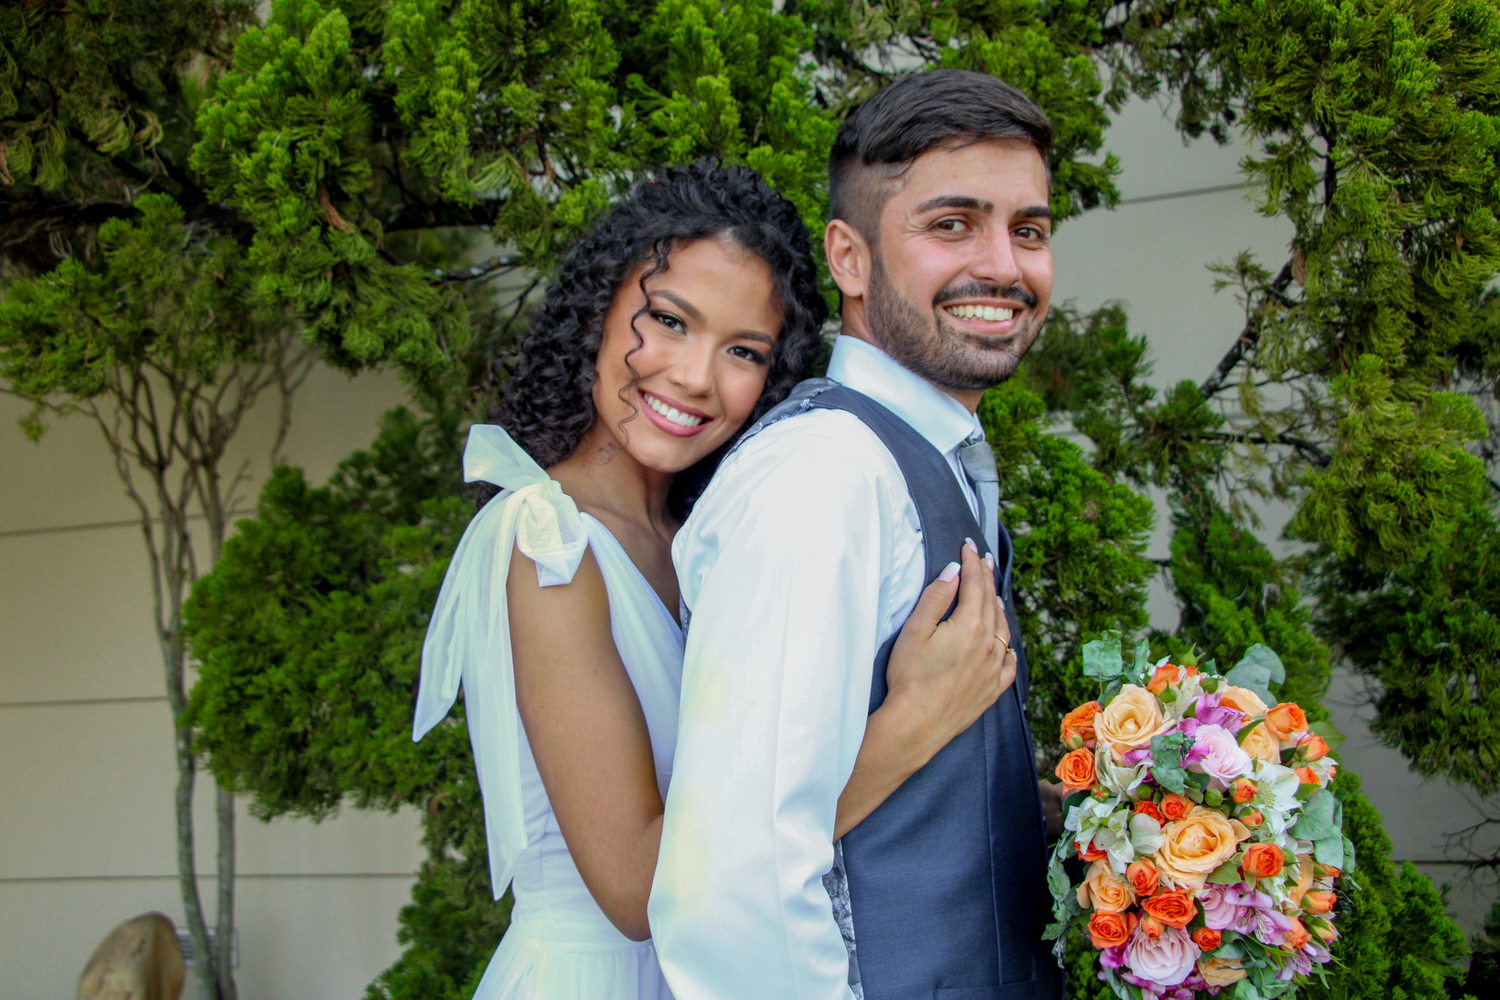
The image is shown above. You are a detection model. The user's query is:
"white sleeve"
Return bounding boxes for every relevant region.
[649,415,902,1000]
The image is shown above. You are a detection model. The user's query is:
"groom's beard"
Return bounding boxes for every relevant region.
[865,253,1043,392]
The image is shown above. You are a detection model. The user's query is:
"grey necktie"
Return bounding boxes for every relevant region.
[957,433,1000,560]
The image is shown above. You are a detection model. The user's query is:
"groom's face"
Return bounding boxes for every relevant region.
[864,138,1053,394]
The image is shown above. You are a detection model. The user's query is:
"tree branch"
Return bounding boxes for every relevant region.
[1199,259,1296,400]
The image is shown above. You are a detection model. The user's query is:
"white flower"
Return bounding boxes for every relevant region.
[1129,812,1166,857]
[1095,747,1149,797]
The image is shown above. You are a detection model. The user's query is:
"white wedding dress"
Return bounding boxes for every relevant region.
[413,424,682,1000]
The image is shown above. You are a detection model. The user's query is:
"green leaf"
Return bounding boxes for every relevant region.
[1233,977,1262,1000]
[1150,731,1191,794]
[1314,833,1344,869]
[1309,719,1347,751]
[1292,789,1339,841]
[1223,644,1286,705]
[1083,631,1125,680]
[1209,858,1244,884]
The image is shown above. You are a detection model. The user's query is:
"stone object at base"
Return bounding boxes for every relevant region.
[77,912,185,1000]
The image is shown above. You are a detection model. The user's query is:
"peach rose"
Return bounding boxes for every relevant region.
[1094,685,1173,753]
[1141,888,1196,928]
[1298,734,1331,761]
[1283,916,1311,950]
[1156,806,1251,890]
[1192,927,1222,951]
[1312,920,1339,944]
[1240,720,1280,764]
[1219,685,1269,718]
[1127,859,1160,898]
[1265,702,1309,742]
[1061,701,1101,747]
[1160,792,1193,822]
[1076,858,1136,913]
[1241,808,1265,829]
[1088,910,1136,949]
[1232,777,1257,803]
[1294,765,1320,785]
[1055,748,1097,791]
[1147,663,1182,695]
[1304,890,1336,915]
[1198,956,1248,988]
[1242,842,1285,879]
[1140,913,1165,941]
[1288,854,1316,906]
[1134,799,1164,823]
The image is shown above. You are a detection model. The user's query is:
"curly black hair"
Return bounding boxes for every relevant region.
[482,159,828,518]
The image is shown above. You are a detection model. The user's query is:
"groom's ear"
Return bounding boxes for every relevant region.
[824,217,872,301]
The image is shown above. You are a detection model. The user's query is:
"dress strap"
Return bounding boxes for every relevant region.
[412,423,589,896]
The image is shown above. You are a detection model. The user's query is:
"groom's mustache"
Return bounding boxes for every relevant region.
[932,283,1038,310]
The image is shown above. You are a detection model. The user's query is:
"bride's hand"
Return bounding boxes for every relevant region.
[884,539,1017,757]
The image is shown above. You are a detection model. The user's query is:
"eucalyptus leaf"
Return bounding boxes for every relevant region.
[1314,833,1344,868]
[1309,719,1347,751]
[1293,789,1339,841]
[1083,631,1125,680]
[1223,644,1286,704]
[1233,977,1262,1000]
[1209,858,1244,884]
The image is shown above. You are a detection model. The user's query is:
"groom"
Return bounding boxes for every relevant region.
[650,70,1062,1000]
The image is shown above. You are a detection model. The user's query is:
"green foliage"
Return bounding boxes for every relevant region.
[1316,504,1500,797]
[977,380,1156,764]
[1461,899,1500,999]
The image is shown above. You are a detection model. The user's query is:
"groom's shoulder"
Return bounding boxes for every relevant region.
[709,405,901,499]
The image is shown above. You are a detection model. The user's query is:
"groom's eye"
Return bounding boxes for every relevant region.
[933,217,971,233]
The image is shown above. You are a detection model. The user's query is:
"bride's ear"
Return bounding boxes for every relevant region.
[824,218,872,301]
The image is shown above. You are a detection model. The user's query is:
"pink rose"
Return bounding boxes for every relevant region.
[1126,924,1199,988]
[1185,723,1252,790]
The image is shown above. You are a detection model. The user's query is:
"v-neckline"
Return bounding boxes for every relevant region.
[578,512,683,635]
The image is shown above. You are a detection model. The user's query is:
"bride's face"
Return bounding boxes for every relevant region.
[590,236,784,475]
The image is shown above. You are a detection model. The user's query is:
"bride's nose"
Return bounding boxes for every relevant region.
[666,339,715,396]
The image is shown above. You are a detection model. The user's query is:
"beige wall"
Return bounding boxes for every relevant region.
[3,95,1493,1000]
[1,364,425,999]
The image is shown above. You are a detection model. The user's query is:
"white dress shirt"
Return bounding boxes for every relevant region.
[648,336,984,1000]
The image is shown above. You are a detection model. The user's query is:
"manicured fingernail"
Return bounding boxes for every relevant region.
[939,561,960,583]
[984,554,995,569]
[997,596,1005,610]
[964,537,977,553]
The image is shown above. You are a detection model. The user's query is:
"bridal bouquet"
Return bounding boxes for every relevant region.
[1045,635,1351,1000]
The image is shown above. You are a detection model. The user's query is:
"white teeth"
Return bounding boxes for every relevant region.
[644,393,706,427]
[945,304,1015,322]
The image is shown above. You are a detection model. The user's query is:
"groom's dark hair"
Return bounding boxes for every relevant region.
[829,70,1053,242]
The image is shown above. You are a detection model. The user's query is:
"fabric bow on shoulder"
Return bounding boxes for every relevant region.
[412,424,590,896]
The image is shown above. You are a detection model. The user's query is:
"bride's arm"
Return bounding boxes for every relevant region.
[509,544,663,942]
[834,540,1015,839]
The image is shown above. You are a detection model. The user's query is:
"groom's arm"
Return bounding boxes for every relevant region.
[649,418,904,1000]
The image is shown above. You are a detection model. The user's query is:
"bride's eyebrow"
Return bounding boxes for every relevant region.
[651,289,703,323]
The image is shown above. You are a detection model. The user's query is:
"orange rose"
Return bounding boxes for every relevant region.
[1077,840,1107,863]
[1147,663,1182,695]
[1298,734,1331,761]
[1076,858,1137,913]
[1160,793,1193,822]
[1318,863,1341,878]
[1327,765,1338,780]
[1061,701,1102,746]
[1288,854,1316,905]
[1088,910,1136,949]
[1192,927,1222,951]
[1127,860,1160,898]
[1198,956,1248,988]
[1242,809,1265,829]
[1241,842,1285,879]
[1283,916,1311,950]
[1141,888,1197,928]
[1265,702,1309,742]
[1140,913,1165,940]
[1055,748,1097,792]
[1304,890,1336,915]
[1219,684,1269,718]
[1232,778,1257,803]
[1312,921,1339,944]
[1294,766,1320,785]
[1094,684,1174,755]
[1156,806,1251,890]
[1240,721,1280,764]
[1134,800,1164,823]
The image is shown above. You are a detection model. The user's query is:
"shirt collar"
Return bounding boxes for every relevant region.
[826,335,982,455]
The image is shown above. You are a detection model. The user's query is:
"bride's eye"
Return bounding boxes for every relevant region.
[729,345,769,364]
[652,311,685,332]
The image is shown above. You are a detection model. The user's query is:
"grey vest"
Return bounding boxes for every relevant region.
[734,378,1061,1000]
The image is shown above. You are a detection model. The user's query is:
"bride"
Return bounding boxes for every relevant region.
[413,161,1018,999]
